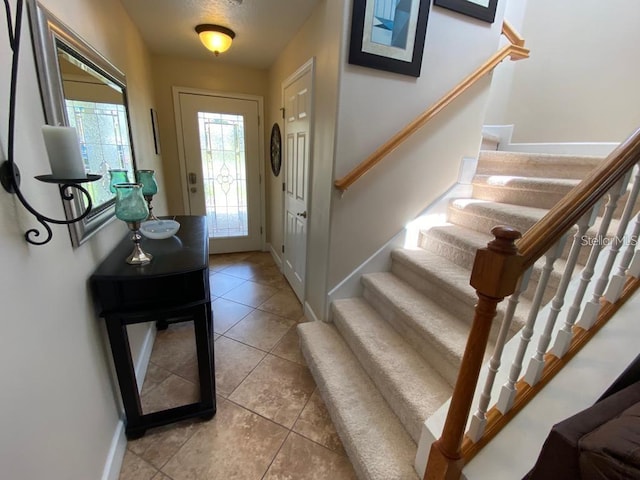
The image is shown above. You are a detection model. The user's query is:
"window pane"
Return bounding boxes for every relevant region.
[197,112,248,238]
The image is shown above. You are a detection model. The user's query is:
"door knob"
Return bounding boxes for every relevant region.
[297,211,307,218]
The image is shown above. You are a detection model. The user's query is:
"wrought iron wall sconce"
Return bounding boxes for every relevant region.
[1,0,100,245]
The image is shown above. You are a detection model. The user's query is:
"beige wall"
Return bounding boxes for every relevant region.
[0,0,162,478]
[266,0,509,319]
[486,0,640,143]
[265,0,343,316]
[150,54,268,216]
[326,3,507,300]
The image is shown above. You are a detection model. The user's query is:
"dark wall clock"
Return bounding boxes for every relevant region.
[270,123,282,176]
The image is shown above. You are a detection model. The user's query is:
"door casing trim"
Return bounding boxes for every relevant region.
[280,58,316,301]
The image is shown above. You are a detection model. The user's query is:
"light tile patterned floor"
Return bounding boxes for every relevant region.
[119,251,357,480]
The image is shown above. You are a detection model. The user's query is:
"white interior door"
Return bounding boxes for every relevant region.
[283,64,313,302]
[178,92,262,254]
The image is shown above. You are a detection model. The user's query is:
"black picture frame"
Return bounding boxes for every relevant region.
[348,0,430,78]
[434,0,498,24]
[150,108,161,155]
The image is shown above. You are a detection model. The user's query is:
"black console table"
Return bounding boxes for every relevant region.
[91,215,215,438]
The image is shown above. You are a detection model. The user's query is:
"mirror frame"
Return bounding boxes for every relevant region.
[28,0,137,247]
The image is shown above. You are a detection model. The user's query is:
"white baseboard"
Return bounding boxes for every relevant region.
[304,301,321,323]
[482,124,618,156]
[268,243,283,270]
[102,323,156,480]
[101,420,127,480]
[327,182,473,311]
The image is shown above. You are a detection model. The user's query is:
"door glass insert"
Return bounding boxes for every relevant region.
[197,112,248,238]
[66,99,133,209]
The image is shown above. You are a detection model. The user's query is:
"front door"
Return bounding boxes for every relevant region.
[177,92,263,253]
[283,62,313,302]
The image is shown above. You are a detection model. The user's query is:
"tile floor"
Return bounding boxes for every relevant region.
[119,251,358,480]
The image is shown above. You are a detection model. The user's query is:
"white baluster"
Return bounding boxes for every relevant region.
[468,271,530,442]
[578,167,640,329]
[629,250,640,278]
[552,206,600,356]
[525,214,594,386]
[605,210,640,302]
[496,241,562,414]
[552,175,630,356]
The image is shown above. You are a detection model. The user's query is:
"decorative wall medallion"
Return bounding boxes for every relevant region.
[270,122,282,176]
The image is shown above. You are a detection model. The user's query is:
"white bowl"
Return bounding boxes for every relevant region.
[140,219,180,239]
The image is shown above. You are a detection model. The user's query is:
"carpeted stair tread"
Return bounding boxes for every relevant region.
[418,223,490,269]
[333,298,452,443]
[361,272,477,386]
[472,175,580,209]
[419,223,571,275]
[477,150,602,179]
[448,199,548,235]
[298,321,419,480]
[472,174,581,194]
[391,247,477,308]
[390,247,529,337]
[419,223,569,306]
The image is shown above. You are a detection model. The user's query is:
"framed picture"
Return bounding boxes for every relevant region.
[150,108,161,155]
[434,0,498,24]
[348,0,430,77]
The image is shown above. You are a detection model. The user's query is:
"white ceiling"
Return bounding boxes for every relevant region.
[119,0,320,69]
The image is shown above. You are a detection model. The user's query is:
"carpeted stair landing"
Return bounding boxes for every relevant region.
[298,149,605,480]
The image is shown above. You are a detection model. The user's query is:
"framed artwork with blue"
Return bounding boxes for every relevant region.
[434,0,498,24]
[348,0,431,77]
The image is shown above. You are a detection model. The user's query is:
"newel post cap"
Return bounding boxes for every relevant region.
[470,226,524,298]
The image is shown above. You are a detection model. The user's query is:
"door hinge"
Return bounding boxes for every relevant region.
[258,115,260,126]
[280,107,285,119]
[282,182,285,192]
[260,226,263,234]
[282,244,285,253]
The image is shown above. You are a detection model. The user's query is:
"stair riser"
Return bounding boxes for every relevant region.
[391,260,525,341]
[447,206,536,239]
[476,152,601,179]
[362,287,459,387]
[390,262,475,322]
[472,184,570,209]
[333,307,424,443]
[446,206,596,266]
[419,230,561,305]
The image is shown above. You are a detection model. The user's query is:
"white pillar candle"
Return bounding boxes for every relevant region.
[41,125,86,179]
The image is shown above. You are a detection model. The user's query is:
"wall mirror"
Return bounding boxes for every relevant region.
[28,0,137,246]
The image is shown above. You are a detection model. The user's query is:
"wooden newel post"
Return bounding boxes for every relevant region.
[425,226,523,480]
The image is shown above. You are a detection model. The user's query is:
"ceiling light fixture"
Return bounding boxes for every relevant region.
[195,24,235,56]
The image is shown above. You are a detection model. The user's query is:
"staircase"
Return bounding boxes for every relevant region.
[298,149,606,479]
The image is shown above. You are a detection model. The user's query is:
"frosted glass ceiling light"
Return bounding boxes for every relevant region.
[195,24,235,56]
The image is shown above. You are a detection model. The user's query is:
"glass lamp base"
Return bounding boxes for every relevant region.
[126,222,153,265]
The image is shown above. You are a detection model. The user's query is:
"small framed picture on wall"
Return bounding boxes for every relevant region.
[348,0,431,77]
[434,0,498,24]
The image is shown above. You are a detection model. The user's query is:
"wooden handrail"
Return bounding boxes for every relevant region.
[502,19,525,47]
[425,126,640,479]
[517,127,640,267]
[334,22,530,192]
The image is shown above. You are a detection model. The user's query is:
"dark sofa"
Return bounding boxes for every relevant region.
[525,355,640,479]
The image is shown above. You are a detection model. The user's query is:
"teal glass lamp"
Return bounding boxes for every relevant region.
[114,183,152,265]
[135,169,159,220]
[109,169,129,193]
